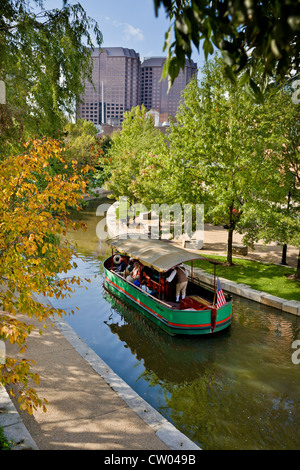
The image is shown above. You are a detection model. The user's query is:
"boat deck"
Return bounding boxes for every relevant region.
[103,245,232,335]
[164,300,181,310]
[106,264,216,312]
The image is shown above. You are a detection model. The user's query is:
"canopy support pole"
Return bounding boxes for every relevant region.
[159,273,161,300]
[213,264,217,306]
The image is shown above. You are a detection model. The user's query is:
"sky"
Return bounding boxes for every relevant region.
[40,0,203,67]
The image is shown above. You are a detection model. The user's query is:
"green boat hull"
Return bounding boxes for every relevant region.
[104,267,232,336]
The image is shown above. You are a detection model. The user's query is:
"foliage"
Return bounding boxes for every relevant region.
[0,426,13,450]
[104,105,168,203]
[161,57,299,264]
[63,120,113,190]
[0,138,91,414]
[163,59,265,261]
[91,134,113,189]
[154,0,300,98]
[236,83,300,276]
[63,118,102,165]
[0,0,103,155]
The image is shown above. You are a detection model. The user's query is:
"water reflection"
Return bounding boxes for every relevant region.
[55,198,300,450]
[103,288,300,450]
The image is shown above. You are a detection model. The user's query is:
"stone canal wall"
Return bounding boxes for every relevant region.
[187,265,300,316]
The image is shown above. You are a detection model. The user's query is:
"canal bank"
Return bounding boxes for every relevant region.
[1,265,299,450]
[0,304,200,450]
[189,267,300,317]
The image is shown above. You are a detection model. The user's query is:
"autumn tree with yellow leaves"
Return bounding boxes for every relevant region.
[0,138,91,414]
[0,0,103,415]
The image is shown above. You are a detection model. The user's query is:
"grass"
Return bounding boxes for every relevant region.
[188,255,300,302]
[0,426,13,450]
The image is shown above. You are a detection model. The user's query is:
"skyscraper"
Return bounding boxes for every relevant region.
[76,47,197,126]
[140,57,197,121]
[77,47,140,126]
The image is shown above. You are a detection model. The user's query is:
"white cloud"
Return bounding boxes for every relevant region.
[111,19,144,42]
[122,23,144,41]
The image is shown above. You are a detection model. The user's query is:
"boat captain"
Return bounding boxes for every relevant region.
[166,264,188,302]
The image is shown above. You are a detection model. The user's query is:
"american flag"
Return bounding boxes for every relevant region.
[217,279,226,309]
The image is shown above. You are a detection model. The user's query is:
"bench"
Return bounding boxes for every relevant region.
[180,295,212,311]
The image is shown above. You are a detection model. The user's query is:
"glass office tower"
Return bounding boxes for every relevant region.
[77,47,197,125]
[140,57,197,121]
[77,47,140,126]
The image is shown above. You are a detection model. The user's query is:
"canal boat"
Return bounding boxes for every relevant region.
[103,237,232,336]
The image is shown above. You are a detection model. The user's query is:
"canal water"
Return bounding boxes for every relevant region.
[51,198,300,450]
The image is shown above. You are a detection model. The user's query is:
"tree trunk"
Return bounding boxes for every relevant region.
[227,228,233,265]
[226,203,235,265]
[296,250,300,279]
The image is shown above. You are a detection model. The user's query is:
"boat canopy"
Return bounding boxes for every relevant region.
[106,237,222,272]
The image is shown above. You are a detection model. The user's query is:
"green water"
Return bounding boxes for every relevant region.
[53,198,300,450]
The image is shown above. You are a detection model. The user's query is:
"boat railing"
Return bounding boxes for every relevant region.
[188,274,231,302]
[188,274,216,293]
[110,269,174,309]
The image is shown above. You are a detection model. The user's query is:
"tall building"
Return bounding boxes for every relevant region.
[140,57,197,121]
[77,47,140,126]
[76,47,197,126]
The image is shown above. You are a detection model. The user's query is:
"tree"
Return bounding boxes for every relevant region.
[163,57,297,264]
[63,119,112,190]
[0,1,103,154]
[239,86,300,277]
[0,138,91,414]
[104,105,168,204]
[64,119,101,165]
[154,0,300,98]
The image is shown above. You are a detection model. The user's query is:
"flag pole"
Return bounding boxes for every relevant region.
[213,264,217,306]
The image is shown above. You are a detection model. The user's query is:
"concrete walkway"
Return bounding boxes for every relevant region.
[1,312,199,450]
[201,223,298,268]
[0,223,298,451]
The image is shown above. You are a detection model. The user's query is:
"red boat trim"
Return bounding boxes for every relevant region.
[105,276,167,322]
[105,275,231,330]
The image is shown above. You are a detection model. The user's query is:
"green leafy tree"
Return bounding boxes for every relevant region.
[104,105,168,204]
[164,57,297,264]
[154,0,299,99]
[0,0,103,155]
[63,119,113,190]
[64,119,101,165]
[239,87,300,277]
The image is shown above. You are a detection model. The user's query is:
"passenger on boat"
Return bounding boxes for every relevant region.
[125,258,134,276]
[166,264,188,302]
[115,257,126,273]
[141,265,154,279]
[126,261,141,283]
[117,258,126,273]
[141,280,158,298]
[132,261,141,279]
